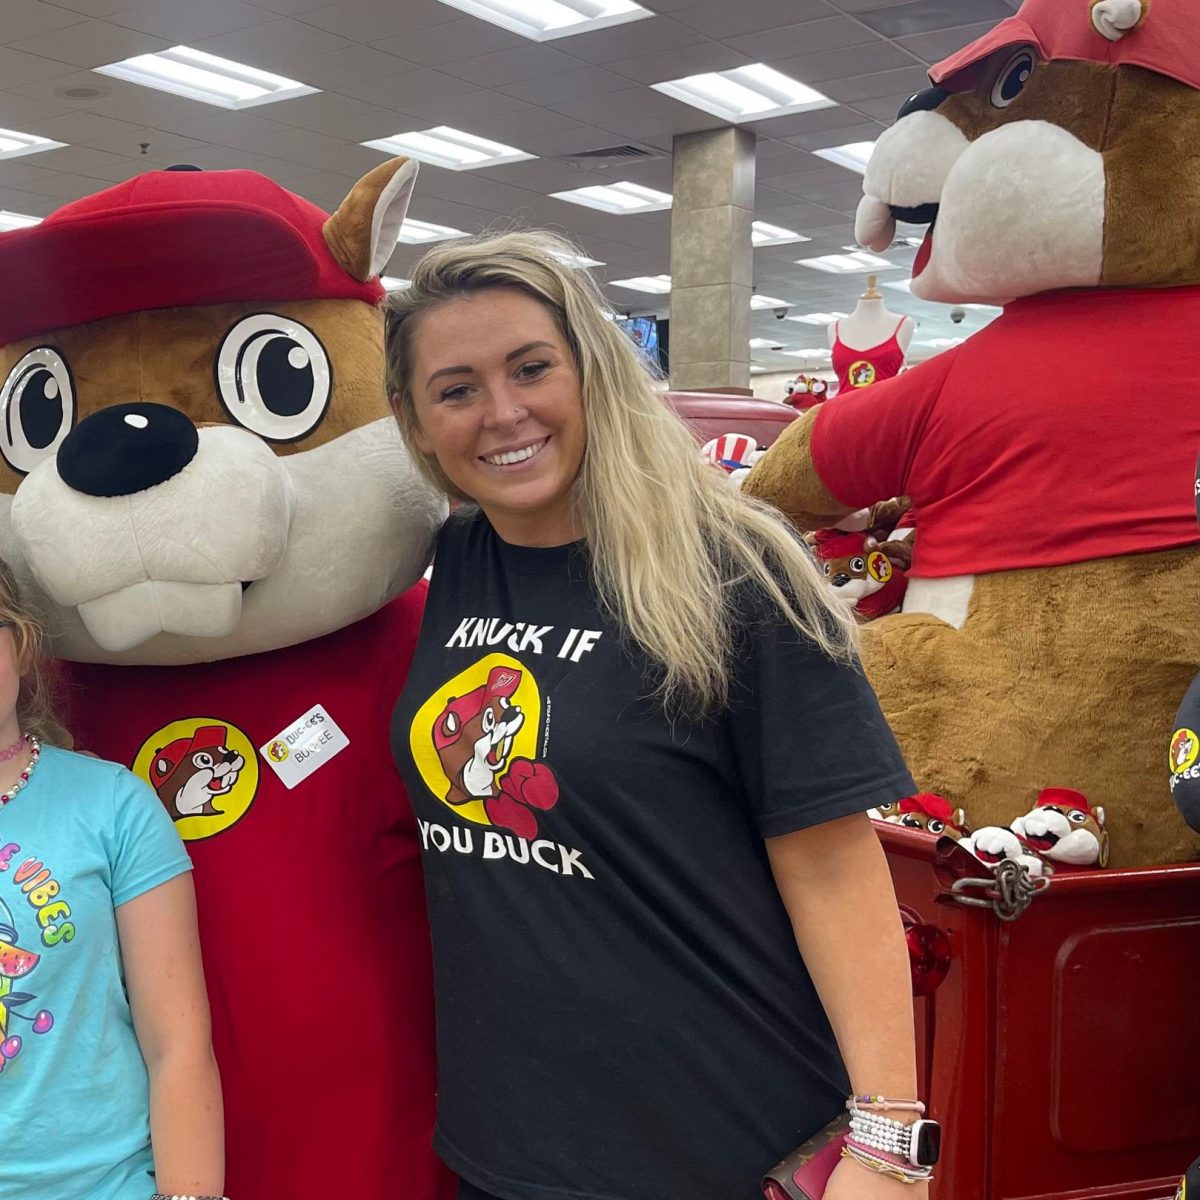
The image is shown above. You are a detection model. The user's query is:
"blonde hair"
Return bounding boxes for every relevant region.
[385,231,857,716]
[0,561,66,746]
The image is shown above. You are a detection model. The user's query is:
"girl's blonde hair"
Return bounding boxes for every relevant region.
[385,230,857,716]
[0,561,65,745]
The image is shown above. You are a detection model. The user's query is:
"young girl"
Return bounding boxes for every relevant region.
[0,563,224,1200]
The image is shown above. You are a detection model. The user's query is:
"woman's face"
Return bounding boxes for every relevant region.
[407,287,587,547]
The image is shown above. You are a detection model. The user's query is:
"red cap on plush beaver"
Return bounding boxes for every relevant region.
[931,0,1198,94]
[1034,787,1097,816]
[433,667,523,751]
[0,167,385,346]
[810,528,868,560]
[151,724,230,790]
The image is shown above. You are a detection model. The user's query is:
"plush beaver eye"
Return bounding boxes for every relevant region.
[1068,810,1087,824]
[822,562,832,576]
[216,314,331,442]
[0,346,75,476]
[927,819,945,834]
[991,49,1036,109]
[850,556,866,573]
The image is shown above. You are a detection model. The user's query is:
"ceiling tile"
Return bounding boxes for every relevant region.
[7,18,169,67]
[605,41,751,86]
[896,20,996,64]
[742,103,876,138]
[238,0,330,11]
[282,103,419,142]
[81,123,209,159]
[19,168,119,199]
[671,0,831,39]
[298,0,458,42]
[288,44,416,89]
[725,15,878,61]
[38,0,138,13]
[0,92,73,128]
[773,39,918,86]
[0,160,61,190]
[440,44,582,90]
[254,89,382,130]
[22,109,144,144]
[556,16,706,65]
[496,66,633,107]
[855,0,1014,37]
[547,85,680,125]
[820,64,931,102]
[191,17,356,71]
[0,2,89,44]
[372,17,525,65]
[108,0,274,40]
[331,66,478,112]
[785,119,885,150]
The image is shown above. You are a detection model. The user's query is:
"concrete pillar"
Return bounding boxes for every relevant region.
[668,126,756,394]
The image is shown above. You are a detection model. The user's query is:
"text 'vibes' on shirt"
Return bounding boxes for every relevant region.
[0,748,192,1200]
[392,510,915,1200]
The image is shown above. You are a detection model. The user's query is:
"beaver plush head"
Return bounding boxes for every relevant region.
[0,160,445,665]
[856,0,1200,305]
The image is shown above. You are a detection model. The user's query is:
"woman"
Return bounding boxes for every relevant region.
[386,232,932,1200]
[0,562,224,1200]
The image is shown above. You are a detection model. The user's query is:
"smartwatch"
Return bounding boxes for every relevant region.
[907,1118,942,1167]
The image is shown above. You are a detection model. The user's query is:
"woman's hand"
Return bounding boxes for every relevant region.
[822,1157,929,1200]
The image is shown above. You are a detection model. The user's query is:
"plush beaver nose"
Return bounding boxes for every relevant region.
[897,86,949,119]
[831,572,851,588]
[57,403,199,498]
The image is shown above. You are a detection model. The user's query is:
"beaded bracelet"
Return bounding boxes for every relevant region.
[150,1193,229,1200]
[842,1140,933,1185]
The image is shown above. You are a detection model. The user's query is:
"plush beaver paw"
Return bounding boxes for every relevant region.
[961,827,1046,876]
[484,759,561,840]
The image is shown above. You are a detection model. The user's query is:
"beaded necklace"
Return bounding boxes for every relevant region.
[0,735,40,809]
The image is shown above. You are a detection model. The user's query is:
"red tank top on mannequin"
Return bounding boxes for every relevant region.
[832,318,908,392]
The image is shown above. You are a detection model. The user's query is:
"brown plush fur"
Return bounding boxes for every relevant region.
[861,548,1200,867]
[742,409,853,528]
[0,299,387,496]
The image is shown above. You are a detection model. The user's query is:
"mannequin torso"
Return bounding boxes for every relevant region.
[826,296,914,353]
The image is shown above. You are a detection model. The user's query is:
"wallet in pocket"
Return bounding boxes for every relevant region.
[761,1112,850,1200]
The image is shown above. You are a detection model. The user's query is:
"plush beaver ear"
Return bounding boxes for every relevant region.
[1091,0,1148,41]
[323,157,419,283]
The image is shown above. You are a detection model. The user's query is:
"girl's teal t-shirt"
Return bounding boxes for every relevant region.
[0,745,192,1200]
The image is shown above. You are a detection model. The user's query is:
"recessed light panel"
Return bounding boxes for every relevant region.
[787,310,849,325]
[362,126,533,170]
[750,294,788,310]
[551,250,605,268]
[398,219,468,245]
[795,251,897,275]
[752,220,810,247]
[0,210,42,229]
[813,141,877,174]
[653,64,835,123]
[609,275,672,293]
[783,348,832,359]
[550,181,672,214]
[95,45,318,109]
[0,130,65,161]
[436,0,653,41]
[380,276,411,290]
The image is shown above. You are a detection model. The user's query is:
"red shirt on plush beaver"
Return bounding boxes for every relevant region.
[0,162,453,1199]
[745,0,1200,868]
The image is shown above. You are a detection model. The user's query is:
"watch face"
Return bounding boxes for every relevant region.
[915,1121,942,1166]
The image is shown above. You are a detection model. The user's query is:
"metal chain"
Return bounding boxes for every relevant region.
[949,858,1049,922]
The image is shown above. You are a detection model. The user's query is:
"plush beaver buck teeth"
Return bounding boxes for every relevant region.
[484,439,547,466]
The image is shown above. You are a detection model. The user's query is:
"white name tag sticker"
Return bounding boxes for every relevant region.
[259,704,349,789]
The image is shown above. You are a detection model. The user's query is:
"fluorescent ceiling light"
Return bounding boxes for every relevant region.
[0,210,42,230]
[750,366,767,374]
[749,338,781,348]
[783,348,832,358]
[380,276,411,290]
[922,337,965,348]
[609,274,671,293]
[813,141,877,174]
[787,310,848,325]
[436,0,653,41]
[883,278,913,293]
[362,126,533,170]
[0,129,65,160]
[95,45,318,110]
[795,250,898,274]
[750,294,788,310]
[550,181,672,215]
[551,250,605,268]
[752,220,810,247]
[653,63,835,123]
[398,218,468,244]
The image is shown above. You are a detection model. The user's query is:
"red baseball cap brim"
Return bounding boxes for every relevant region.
[930,17,1044,90]
[0,188,383,346]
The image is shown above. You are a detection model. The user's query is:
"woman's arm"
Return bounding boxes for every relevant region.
[768,810,928,1199]
[116,872,224,1198]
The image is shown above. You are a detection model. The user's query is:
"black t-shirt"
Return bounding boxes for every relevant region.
[392,511,915,1200]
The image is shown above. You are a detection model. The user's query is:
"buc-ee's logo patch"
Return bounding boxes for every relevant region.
[866,551,892,584]
[1170,727,1199,774]
[849,360,877,388]
[408,654,560,841]
[132,718,259,841]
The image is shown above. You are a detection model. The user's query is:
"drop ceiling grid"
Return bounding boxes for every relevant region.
[0,0,1010,367]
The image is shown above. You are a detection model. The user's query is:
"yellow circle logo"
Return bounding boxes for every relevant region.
[409,654,542,827]
[849,360,877,388]
[867,551,892,584]
[267,740,289,763]
[1170,728,1199,774]
[132,717,260,842]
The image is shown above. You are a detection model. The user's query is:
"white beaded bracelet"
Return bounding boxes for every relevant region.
[150,1193,229,1200]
